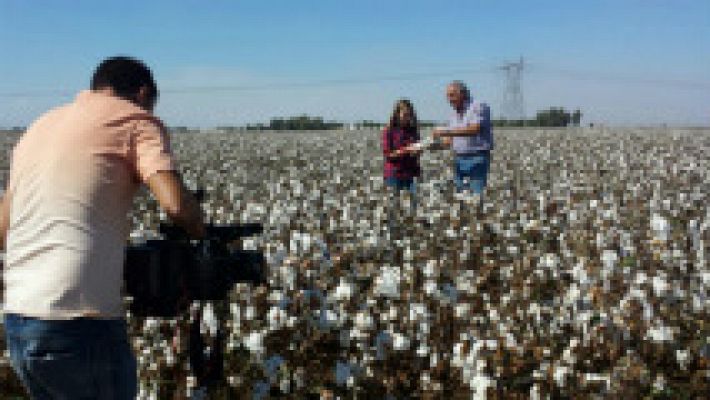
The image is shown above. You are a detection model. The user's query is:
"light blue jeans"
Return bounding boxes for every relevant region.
[4,314,137,400]
[454,152,490,194]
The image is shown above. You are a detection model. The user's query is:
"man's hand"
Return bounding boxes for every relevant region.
[145,171,206,239]
[432,128,447,139]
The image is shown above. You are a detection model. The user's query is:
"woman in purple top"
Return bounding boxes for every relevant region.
[382,99,422,205]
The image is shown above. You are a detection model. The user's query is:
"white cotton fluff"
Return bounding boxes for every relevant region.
[553,365,570,387]
[267,306,287,330]
[424,280,438,296]
[650,213,670,242]
[601,250,618,270]
[333,278,354,301]
[244,331,265,354]
[244,305,256,321]
[423,260,438,278]
[373,266,401,298]
[354,311,374,330]
[539,253,559,269]
[201,303,218,336]
[469,374,495,400]
[416,343,430,358]
[646,325,674,342]
[652,275,670,297]
[392,332,410,351]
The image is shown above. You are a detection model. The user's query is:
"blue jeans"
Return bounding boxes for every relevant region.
[454,152,490,194]
[3,314,137,400]
[385,177,416,196]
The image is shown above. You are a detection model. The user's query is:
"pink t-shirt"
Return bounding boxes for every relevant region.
[3,90,175,319]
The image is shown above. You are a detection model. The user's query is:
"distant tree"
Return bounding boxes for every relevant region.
[264,115,343,131]
[535,107,571,127]
[493,108,581,128]
[170,126,190,133]
[572,109,582,126]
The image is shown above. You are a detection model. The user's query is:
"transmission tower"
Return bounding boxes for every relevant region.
[499,57,525,121]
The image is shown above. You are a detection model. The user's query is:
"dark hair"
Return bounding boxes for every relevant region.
[388,99,419,133]
[90,56,158,106]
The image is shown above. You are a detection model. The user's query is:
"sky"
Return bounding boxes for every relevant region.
[0,0,708,127]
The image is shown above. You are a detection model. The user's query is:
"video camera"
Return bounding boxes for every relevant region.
[124,222,266,317]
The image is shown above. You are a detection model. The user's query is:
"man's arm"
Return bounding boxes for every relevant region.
[433,103,489,138]
[0,188,11,251]
[433,123,481,138]
[145,171,205,239]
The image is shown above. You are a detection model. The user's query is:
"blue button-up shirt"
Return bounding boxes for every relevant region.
[448,99,493,154]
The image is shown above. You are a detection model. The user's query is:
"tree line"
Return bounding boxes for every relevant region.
[208,108,583,133]
[493,108,582,128]
[1,108,584,134]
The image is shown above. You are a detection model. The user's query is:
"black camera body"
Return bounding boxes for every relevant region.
[124,223,265,317]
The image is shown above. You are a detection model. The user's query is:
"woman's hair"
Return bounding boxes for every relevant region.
[388,99,419,133]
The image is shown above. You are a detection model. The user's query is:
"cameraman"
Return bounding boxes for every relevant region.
[0,56,205,399]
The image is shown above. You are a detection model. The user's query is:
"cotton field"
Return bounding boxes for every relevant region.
[1,127,709,399]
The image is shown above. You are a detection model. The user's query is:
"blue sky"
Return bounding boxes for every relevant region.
[1,0,708,127]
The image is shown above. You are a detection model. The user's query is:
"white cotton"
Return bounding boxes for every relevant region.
[601,250,618,270]
[267,306,287,330]
[392,332,410,351]
[244,331,265,354]
[201,303,218,336]
[244,305,256,321]
[469,373,495,400]
[539,253,559,269]
[646,325,674,343]
[652,275,669,297]
[354,311,374,330]
[455,303,470,318]
[424,280,438,296]
[423,260,438,278]
[373,266,401,298]
[333,278,354,301]
[650,213,670,242]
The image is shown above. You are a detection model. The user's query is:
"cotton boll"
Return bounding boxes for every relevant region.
[267,306,287,330]
[354,311,374,330]
[244,331,265,354]
[423,280,438,296]
[416,343,430,358]
[646,325,674,343]
[333,278,354,301]
[423,260,438,278]
[650,213,670,242]
[201,303,218,336]
[469,373,494,400]
[373,266,401,298]
[392,332,410,351]
[539,253,559,269]
[244,305,256,321]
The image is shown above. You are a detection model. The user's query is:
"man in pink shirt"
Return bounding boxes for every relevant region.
[0,56,205,399]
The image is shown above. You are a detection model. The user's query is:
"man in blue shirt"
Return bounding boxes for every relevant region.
[433,81,493,195]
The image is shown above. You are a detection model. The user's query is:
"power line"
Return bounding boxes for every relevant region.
[0,67,499,98]
[2,63,707,98]
[528,64,710,91]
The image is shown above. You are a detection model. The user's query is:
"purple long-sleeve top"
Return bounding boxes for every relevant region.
[382,126,421,180]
